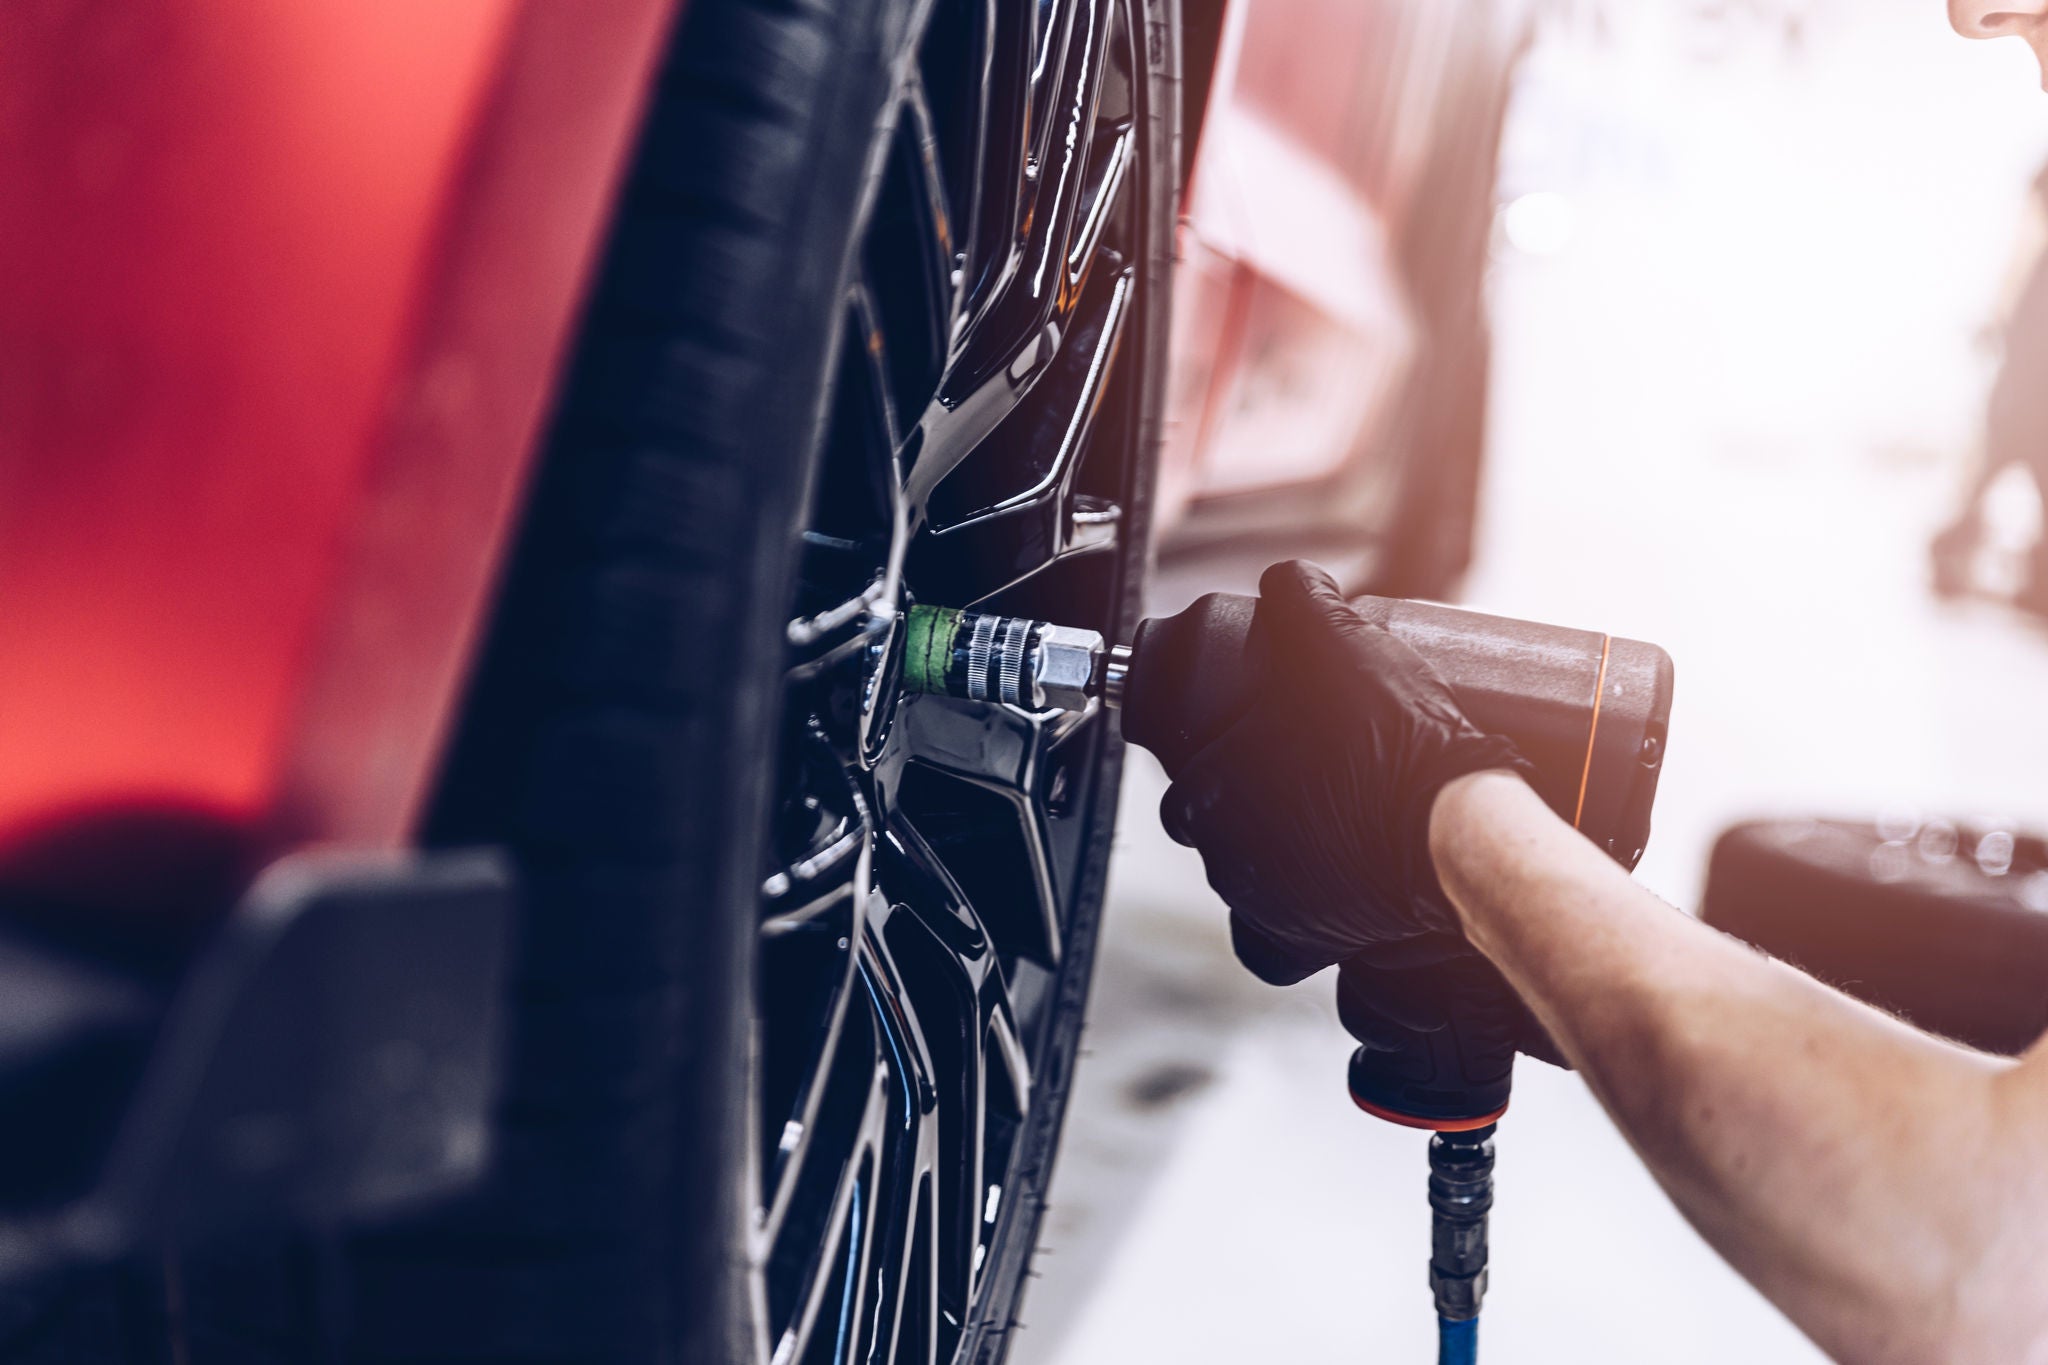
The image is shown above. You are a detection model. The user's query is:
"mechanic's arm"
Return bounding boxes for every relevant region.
[1166,562,2048,1364]
[1432,769,2048,1365]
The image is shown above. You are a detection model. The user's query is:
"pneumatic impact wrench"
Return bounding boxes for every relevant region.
[902,589,1674,1361]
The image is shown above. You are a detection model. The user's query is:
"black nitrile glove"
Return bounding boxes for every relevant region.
[1337,944,1567,1125]
[1159,560,1536,985]
[1337,941,1568,1075]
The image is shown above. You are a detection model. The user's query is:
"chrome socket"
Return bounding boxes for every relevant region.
[902,604,1113,715]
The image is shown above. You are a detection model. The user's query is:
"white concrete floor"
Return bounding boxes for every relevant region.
[1015,6,2048,1362]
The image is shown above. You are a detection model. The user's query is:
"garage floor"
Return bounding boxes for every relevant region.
[1015,6,2048,1362]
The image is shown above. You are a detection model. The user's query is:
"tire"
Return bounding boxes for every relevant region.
[1701,818,2048,1057]
[110,3,1179,1365]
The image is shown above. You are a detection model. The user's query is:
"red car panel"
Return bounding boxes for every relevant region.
[1160,0,1527,527]
[0,0,1522,916]
[0,0,675,902]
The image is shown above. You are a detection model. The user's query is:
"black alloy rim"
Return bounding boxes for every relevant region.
[758,0,1146,1361]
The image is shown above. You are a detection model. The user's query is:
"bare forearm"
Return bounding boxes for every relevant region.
[1430,772,2045,1365]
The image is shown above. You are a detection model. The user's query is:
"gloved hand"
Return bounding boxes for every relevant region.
[1335,942,1567,1127]
[1337,940,1568,1075]
[1159,560,1536,985]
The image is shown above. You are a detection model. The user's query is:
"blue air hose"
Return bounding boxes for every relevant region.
[1437,1314,1479,1365]
[1427,1125,1496,1364]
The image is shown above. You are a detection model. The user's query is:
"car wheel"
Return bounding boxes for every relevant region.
[125,4,1178,1365]
[739,0,1173,1356]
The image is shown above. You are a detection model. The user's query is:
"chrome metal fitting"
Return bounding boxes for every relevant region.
[901,604,1109,715]
[1031,624,1105,712]
[1100,643,1132,711]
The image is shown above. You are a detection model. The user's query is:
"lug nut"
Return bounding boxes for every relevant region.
[1032,624,1103,712]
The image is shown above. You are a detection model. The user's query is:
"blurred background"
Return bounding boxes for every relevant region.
[10,1,2048,1360]
[1021,2,2048,1360]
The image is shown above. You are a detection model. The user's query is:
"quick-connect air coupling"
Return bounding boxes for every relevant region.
[901,604,1114,713]
[1428,1124,1496,1322]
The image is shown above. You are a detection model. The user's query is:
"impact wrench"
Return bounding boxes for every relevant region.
[902,592,1675,1362]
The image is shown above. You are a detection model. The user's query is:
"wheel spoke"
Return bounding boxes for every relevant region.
[901,75,963,350]
[759,726,876,1254]
[933,266,1130,531]
[962,0,1114,347]
[763,1020,888,1361]
[873,816,1034,1337]
[967,1008,1029,1302]
[898,702,1066,966]
[1064,125,1131,287]
[881,815,995,969]
[756,899,862,1237]
[915,0,1000,335]
[909,0,1133,538]
[764,913,944,1364]
[859,907,946,1358]
[928,0,1127,425]
[911,265,1132,603]
[785,289,910,699]
[852,282,908,459]
[844,284,913,737]
[902,316,1056,519]
[901,697,1039,795]
[1062,0,1135,297]
[1024,0,1112,302]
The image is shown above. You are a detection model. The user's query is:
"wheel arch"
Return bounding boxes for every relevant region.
[0,0,682,919]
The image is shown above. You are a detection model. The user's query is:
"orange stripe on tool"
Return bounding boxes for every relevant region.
[1572,635,1612,829]
[1350,1091,1509,1132]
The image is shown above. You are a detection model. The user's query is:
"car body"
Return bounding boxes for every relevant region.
[0,30,1536,1339]
[0,2,675,905]
[0,0,1527,909]
[1163,0,1535,540]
